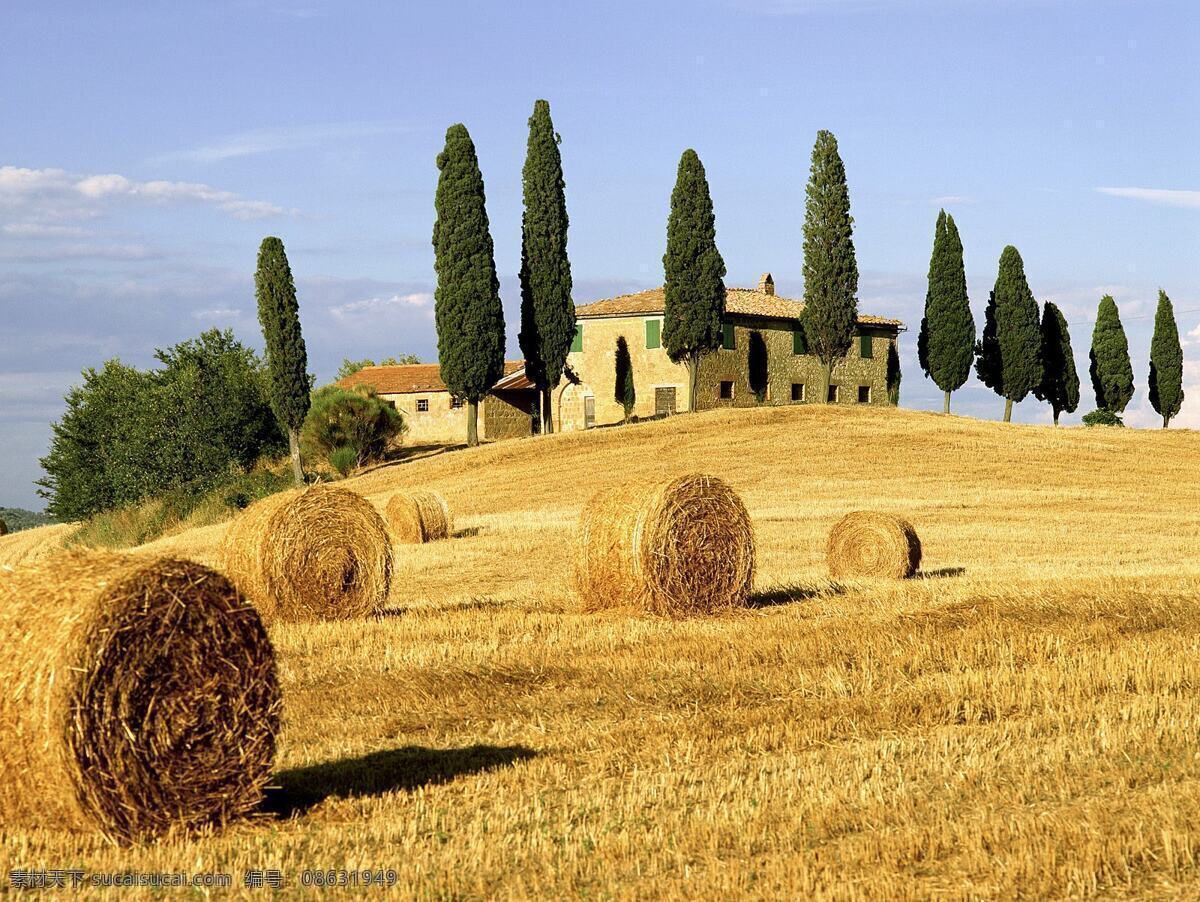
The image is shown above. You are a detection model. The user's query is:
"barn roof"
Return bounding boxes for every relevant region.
[574,286,904,329]
[338,360,526,395]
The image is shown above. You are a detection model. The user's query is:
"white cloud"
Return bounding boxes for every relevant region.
[1181,323,1200,348]
[734,0,1066,12]
[1095,187,1200,209]
[157,121,410,164]
[0,165,291,221]
[330,292,433,318]
[930,195,975,206]
[2,222,93,238]
[0,242,158,261]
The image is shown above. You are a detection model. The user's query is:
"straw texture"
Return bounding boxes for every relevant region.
[219,485,392,621]
[576,473,755,616]
[383,490,452,543]
[826,511,922,579]
[0,550,280,844]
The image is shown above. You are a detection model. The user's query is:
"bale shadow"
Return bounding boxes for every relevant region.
[264,744,537,817]
[915,567,966,580]
[453,526,483,539]
[376,597,507,618]
[749,582,846,609]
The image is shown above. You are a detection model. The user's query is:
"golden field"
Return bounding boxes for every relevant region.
[3,404,1200,899]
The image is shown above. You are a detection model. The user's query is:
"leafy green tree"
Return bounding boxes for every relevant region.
[918,210,974,413]
[518,99,575,435]
[614,336,636,423]
[1082,408,1124,427]
[1149,289,1184,428]
[337,355,421,381]
[1089,294,1134,414]
[255,236,311,483]
[432,123,506,446]
[1033,302,1079,425]
[974,246,1041,421]
[748,331,769,403]
[662,149,726,411]
[802,130,859,403]
[300,384,405,471]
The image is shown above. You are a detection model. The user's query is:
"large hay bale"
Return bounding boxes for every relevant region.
[575,473,755,616]
[0,550,280,844]
[826,511,922,579]
[383,490,452,543]
[219,485,391,621]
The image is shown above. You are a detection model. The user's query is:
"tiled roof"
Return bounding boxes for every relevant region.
[574,286,904,329]
[338,360,526,395]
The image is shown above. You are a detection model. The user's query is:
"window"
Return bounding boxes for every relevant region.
[645,318,661,349]
[859,333,873,359]
[721,322,735,350]
[792,325,807,356]
[416,399,429,412]
[571,323,583,353]
[791,383,805,402]
[857,385,871,404]
[827,384,839,403]
[718,380,735,400]
[450,396,463,409]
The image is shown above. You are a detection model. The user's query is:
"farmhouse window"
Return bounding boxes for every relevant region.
[792,326,807,355]
[718,380,735,400]
[859,333,873,359]
[416,399,429,412]
[645,318,661,349]
[791,383,805,402]
[857,385,871,403]
[827,384,839,403]
[450,396,463,409]
[721,322,735,350]
[571,324,583,353]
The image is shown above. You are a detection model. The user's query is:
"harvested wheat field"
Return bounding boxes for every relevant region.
[4,404,1200,898]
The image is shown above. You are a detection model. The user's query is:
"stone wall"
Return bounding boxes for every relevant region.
[485,389,536,440]
[380,390,465,445]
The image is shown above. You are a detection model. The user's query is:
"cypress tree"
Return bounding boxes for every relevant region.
[614,336,635,423]
[254,236,310,484]
[919,210,974,413]
[432,124,506,447]
[802,130,859,403]
[1033,301,1079,425]
[1089,294,1134,415]
[662,149,726,411]
[975,246,1041,421]
[1149,289,1184,428]
[887,340,902,405]
[518,99,575,435]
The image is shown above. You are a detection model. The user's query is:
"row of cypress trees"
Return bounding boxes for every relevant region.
[917,218,1185,427]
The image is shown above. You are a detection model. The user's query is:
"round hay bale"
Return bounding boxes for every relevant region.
[383,490,452,543]
[826,511,922,579]
[219,485,392,621]
[0,550,280,844]
[575,473,755,616]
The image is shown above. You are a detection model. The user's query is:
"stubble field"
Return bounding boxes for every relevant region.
[4,404,1200,899]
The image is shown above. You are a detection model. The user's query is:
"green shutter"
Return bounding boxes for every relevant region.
[793,325,807,355]
[645,318,660,349]
[722,322,735,350]
[859,333,873,359]
[571,323,583,353]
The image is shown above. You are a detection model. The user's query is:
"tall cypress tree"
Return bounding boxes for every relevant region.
[975,246,1041,421]
[662,148,726,412]
[432,124,506,447]
[614,336,635,423]
[1149,289,1184,428]
[518,99,574,435]
[1089,294,1134,415]
[1033,301,1079,425]
[918,210,974,413]
[254,236,310,484]
[802,130,859,403]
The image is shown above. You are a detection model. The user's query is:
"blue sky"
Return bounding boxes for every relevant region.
[1,0,1197,509]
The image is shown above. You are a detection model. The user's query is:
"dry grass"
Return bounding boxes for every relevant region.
[5,405,1200,897]
[0,521,77,567]
[827,510,922,579]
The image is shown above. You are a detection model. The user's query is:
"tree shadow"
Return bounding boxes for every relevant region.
[748,582,847,609]
[915,567,966,580]
[263,744,537,818]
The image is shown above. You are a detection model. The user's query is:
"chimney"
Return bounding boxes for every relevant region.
[758,272,775,296]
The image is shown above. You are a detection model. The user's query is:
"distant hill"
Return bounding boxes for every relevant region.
[0,507,56,533]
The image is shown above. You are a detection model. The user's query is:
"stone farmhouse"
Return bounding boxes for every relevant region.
[338,360,538,445]
[556,273,904,431]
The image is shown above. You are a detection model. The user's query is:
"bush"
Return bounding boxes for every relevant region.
[1082,408,1125,427]
[301,384,405,473]
[328,446,358,479]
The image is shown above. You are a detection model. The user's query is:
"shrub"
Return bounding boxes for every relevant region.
[328,446,358,479]
[1082,408,1125,427]
[301,385,405,470]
